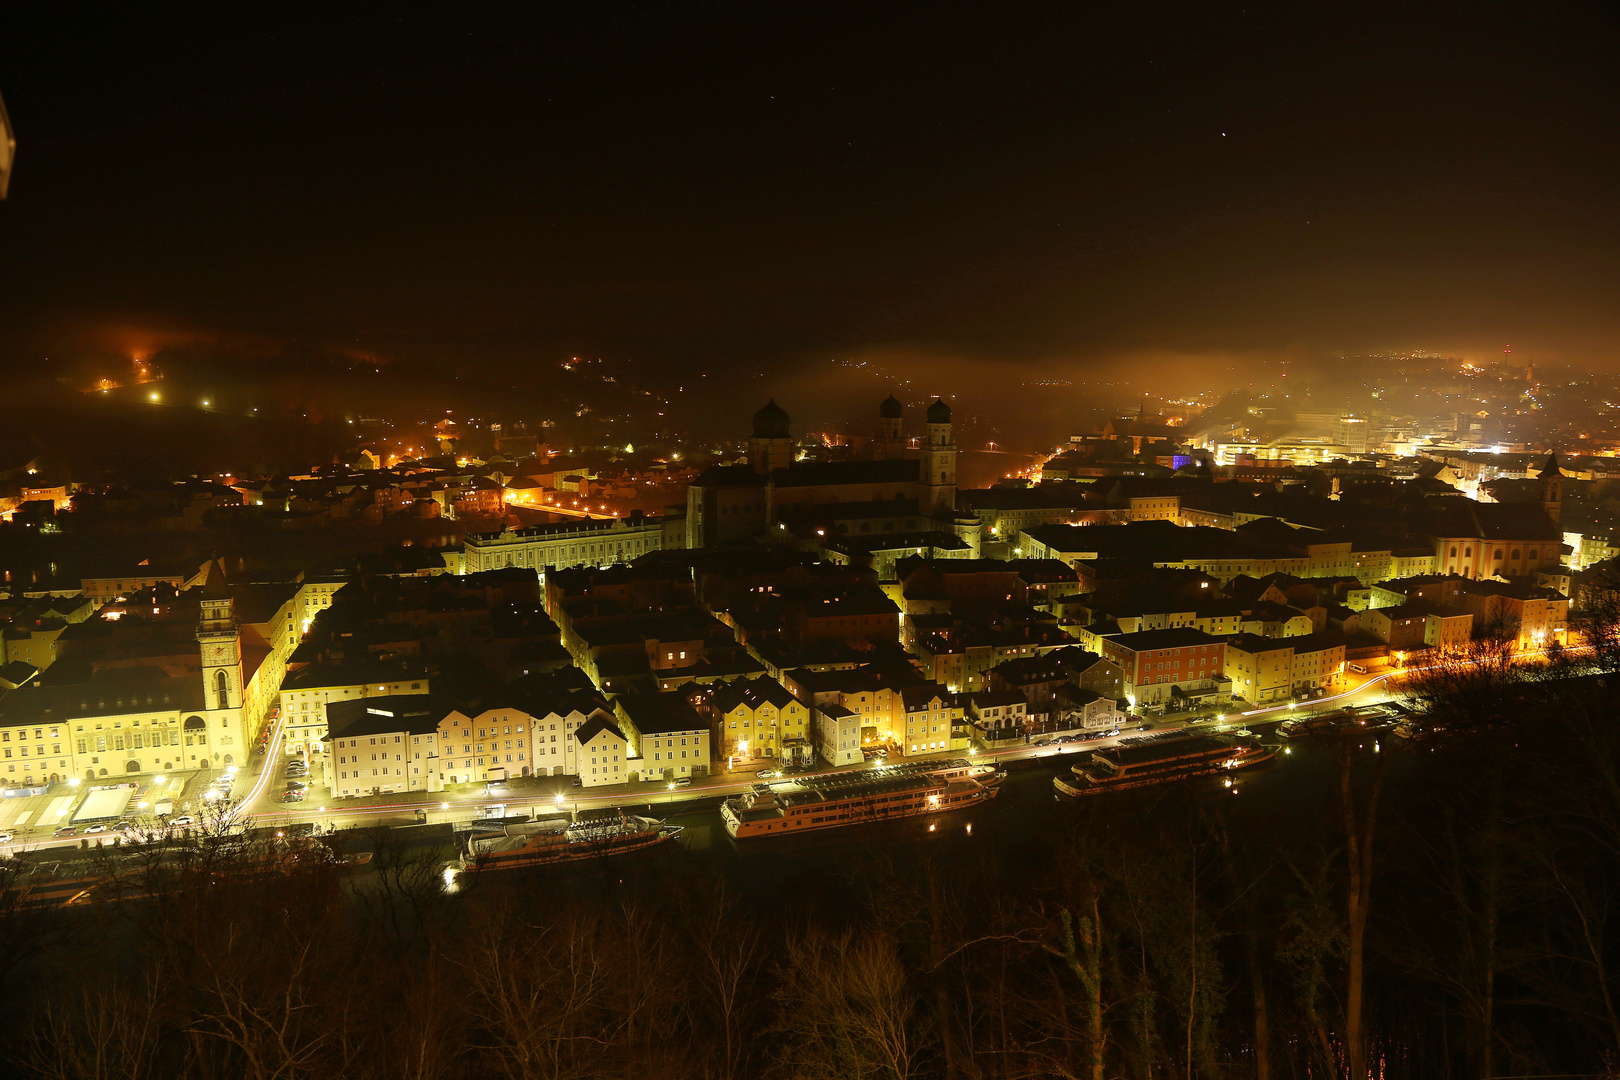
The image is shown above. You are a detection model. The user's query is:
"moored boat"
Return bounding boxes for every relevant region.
[1054,734,1275,797]
[456,808,679,872]
[721,758,1004,839]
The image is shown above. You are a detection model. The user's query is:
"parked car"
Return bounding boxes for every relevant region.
[53,826,77,837]
[113,821,134,832]
[570,777,582,788]
[170,815,195,826]
[668,777,692,789]
[0,831,14,843]
[84,823,109,834]
[281,790,305,803]
[756,769,779,780]
[283,763,307,776]
[285,780,309,790]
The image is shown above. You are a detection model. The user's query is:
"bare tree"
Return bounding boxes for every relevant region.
[768,930,919,1080]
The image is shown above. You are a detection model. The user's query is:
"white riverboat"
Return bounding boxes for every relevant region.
[721,759,1003,840]
[456,809,680,872]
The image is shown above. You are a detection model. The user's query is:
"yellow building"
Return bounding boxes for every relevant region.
[437,705,541,783]
[703,676,811,763]
[614,693,710,781]
[326,696,445,798]
[1225,635,1295,705]
[575,716,629,788]
[899,685,967,757]
[277,662,429,753]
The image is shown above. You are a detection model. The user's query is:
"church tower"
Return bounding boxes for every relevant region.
[922,398,957,515]
[748,399,795,475]
[196,566,246,767]
[874,394,905,460]
[1538,451,1564,527]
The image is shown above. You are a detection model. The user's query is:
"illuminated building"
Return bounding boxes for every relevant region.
[462,511,664,574]
[613,692,711,782]
[1096,628,1230,710]
[573,715,628,787]
[684,397,965,548]
[702,676,812,764]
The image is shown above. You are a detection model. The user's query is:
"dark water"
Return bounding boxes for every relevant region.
[633,741,1372,902]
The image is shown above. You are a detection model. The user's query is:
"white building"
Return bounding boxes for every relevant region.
[462,513,663,575]
[815,702,862,766]
[575,715,628,787]
[325,696,444,798]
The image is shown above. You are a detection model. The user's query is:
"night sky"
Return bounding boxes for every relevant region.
[1,4,1617,386]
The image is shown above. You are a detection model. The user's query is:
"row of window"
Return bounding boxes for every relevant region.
[1,728,58,742]
[76,731,182,753]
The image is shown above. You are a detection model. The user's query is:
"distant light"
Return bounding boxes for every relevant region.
[202,400,210,407]
[149,392,159,402]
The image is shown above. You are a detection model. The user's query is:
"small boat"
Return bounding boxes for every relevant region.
[456,809,680,872]
[1054,734,1275,797]
[1276,714,1346,739]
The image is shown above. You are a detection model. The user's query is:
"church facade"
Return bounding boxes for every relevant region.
[685,397,974,550]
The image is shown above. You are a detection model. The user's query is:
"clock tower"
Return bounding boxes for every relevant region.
[197,567,246,765]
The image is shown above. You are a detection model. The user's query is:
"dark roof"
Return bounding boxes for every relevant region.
[616,692,706,734]
[574,714,627,746]
[200,561,231,600]
[1226,633,1294,654]
[927,398,952,424]
[880,394,903,419]
[1104,627,1224,652]
[753,399,791,439]
[0,661,39,687]
[900,683,956,708]
[0,664,205,726]
[772,459,920,489]
[326,694,445,738]
[706,675,799,714]
[280,658,427,692]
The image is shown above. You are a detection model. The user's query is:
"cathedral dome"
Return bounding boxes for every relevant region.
[926,398,952,424]
[752,399,791,439]
[879,394,903,419]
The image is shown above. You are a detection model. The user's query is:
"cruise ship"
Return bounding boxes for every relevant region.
[721,759,1003,840]
[456,809,680,872]
[1054,734,1275,797]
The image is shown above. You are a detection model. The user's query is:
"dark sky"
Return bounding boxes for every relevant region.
[2,3,1618,384]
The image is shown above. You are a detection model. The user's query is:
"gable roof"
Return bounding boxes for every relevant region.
[574,714,626,746]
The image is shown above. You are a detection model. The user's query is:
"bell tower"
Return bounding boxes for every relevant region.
[875,394,904,460]
[748,399,795,475]
[922,398,957,515]
[197,566,246,766]
[1538,451,1564,527]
